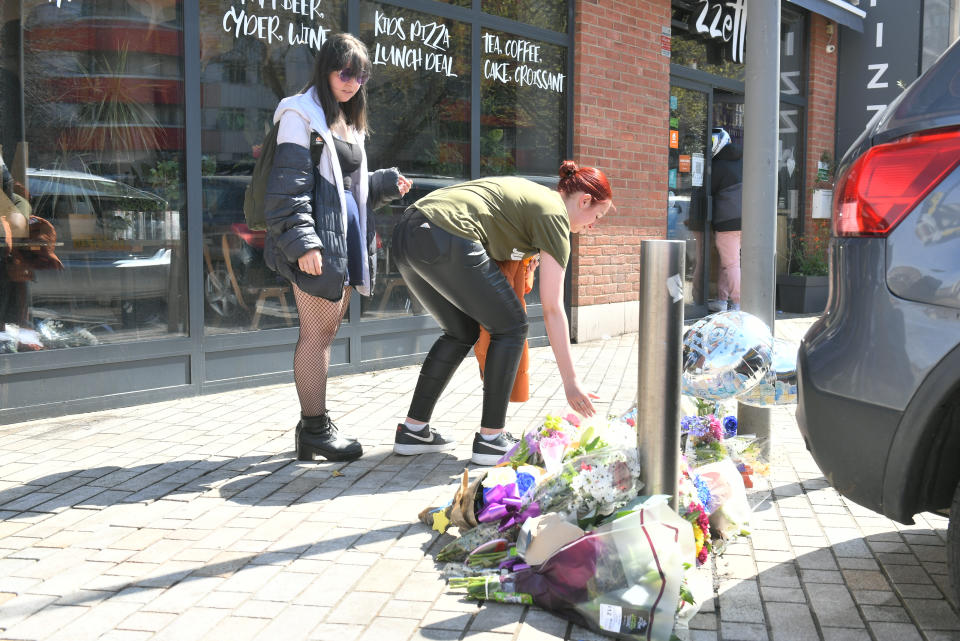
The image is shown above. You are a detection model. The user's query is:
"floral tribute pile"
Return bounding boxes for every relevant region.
[421,405,767,641]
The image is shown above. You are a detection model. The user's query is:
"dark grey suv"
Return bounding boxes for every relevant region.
[796,39,960,600]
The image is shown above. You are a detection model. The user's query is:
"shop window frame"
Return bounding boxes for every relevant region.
[0,0,575,421]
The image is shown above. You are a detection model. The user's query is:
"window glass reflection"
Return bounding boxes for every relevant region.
[360,1,470,320]
[482,0,568,33]
[1,0,187,353]
[198,0,346,333]
[480,29,567,177]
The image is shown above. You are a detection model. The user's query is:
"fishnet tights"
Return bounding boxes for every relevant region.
[292,285,351,417]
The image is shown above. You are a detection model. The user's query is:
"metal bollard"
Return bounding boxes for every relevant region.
[636,240,685,511]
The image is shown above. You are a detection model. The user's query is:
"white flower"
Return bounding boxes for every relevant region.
[482,467,517,488]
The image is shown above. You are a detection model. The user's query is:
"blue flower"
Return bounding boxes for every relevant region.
[722,415,738,439]
[515,472,536,497]
[693,474,712,509]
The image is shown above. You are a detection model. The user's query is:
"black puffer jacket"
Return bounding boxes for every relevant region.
[711,143,743,233]
[263,142,400,301]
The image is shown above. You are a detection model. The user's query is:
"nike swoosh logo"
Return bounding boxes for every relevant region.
[404,431,436,442]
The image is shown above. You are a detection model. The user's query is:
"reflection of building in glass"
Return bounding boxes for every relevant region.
[23,1,185,176]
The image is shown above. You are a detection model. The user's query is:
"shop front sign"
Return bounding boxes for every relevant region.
[689,0,748,63]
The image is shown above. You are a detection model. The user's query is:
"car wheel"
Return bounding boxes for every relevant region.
[950,481,960,606]
[205,265,239,318]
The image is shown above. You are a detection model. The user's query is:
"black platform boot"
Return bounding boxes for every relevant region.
[296,413,363,462]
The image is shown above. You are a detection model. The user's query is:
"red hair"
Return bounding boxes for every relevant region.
[557,160,612,203]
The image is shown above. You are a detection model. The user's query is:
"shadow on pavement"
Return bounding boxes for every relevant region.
[0,450,460,516]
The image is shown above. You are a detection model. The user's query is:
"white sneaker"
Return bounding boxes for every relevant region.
[707,300,728,312]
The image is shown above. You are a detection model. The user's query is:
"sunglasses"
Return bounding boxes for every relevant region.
[337,68,371,86]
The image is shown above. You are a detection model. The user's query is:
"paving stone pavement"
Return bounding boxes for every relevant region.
[0,316,957,641]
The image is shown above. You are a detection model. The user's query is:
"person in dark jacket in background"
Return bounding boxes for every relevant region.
[709,128,743,312]
[264,33,411,462]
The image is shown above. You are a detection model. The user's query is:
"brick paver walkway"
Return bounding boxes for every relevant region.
[0,317,956,641]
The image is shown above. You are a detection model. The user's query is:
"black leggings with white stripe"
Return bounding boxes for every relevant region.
[393,209,528,430]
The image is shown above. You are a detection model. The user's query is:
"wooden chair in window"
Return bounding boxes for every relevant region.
[220,233,295,329]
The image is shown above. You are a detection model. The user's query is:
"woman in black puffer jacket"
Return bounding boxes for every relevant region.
[263,33,411,462]
[709,127,743,312]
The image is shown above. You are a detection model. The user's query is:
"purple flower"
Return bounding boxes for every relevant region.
[681,416,709,437]
[525,432,541,455]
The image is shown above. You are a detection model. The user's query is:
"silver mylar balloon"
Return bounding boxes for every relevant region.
[736,338,799,406]
[681,311,774,401]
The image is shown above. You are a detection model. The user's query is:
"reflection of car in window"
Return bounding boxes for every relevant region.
[26,168,174,314]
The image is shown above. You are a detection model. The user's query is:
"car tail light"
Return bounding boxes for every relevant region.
[833,129,960,237]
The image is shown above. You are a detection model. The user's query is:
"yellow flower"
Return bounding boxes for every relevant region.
[693,525,705,554]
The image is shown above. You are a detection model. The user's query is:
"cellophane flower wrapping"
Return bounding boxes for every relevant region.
[694,458,751,540]
[436,417,644,563]
[512,496,694,641]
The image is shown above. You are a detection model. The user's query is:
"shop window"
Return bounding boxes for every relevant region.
[0,0,188,353]
[921,0,957,71]
[670,29,745,81]
[670,4,807,88]
[480,28,567,177]
[359,1,471,320]
[361,2,470,179]
[780,9,806,97]
[198,0,346,334]
[482,0,569,33]
[777,102,804,219]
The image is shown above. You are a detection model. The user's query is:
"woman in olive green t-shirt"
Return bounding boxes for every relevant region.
[390,161,614,465]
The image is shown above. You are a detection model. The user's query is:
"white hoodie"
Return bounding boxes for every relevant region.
[272,88,373,295]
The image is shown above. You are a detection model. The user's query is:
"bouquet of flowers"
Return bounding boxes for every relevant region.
[436,444,644,562]
[723,435,769,488]
[681,413,728,467]
[450,496,694,641]
[679,407,764,543]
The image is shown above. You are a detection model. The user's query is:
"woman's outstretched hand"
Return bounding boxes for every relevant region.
[397,174,412,196]
[298,248,323,276]
[565,381,599,417]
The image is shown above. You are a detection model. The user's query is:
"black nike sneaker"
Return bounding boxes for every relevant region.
[470,432,519,466]
[393,423,456,455]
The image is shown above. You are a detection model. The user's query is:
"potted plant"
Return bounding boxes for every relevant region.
[778,220,829,313]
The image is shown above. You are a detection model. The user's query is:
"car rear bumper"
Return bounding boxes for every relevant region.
[796,237,960,522]
[796,343,903,515]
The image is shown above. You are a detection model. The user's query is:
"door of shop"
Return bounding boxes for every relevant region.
[667,82,744,318]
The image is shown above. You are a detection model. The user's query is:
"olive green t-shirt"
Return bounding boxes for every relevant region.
[412,177,571,268]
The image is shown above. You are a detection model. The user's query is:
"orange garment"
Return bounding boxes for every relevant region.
[475,258,535,402]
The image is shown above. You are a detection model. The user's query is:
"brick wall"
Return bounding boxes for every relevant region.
[571,0,671,309]
[804,13,839,236]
